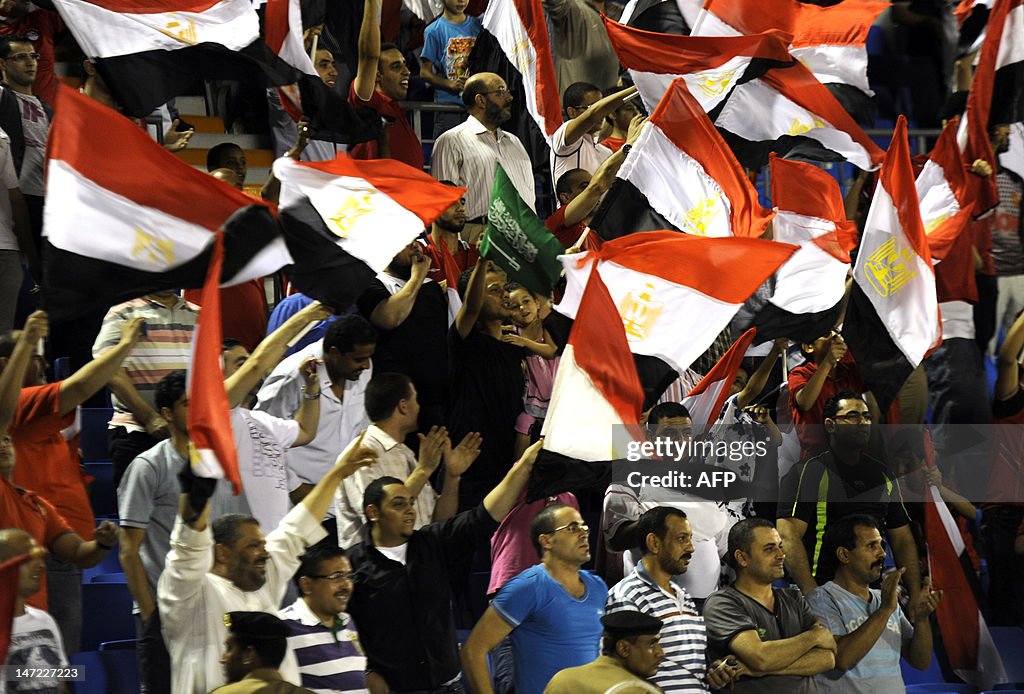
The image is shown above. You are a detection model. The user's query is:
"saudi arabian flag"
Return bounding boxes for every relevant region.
[480,164,564,296]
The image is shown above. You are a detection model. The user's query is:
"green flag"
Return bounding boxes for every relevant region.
[479,165,564,296]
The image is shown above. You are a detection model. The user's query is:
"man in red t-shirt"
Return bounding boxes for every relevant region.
[424,182,478,289]
[348,0,422,170]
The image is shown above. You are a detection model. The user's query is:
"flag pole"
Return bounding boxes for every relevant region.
[287,320,318,349]
[689,0,708,34]
[571,226,591,251]
[309,33,319,63]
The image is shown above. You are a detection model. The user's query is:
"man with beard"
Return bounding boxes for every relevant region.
[280,546,368,692]
[808,515,940,694]
[776,393,921,600]
[606,507,742,693]
[462,503,608,694]
[705,519,836,694]
[431,72,535,245]
[356,242,449,430]
[448,258,525,511]
[157,429,378,694]
[423,184,479,288]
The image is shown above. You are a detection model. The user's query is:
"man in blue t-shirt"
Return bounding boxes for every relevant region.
[419,0,482,138]
[461,502,608,694]
[808,514,940,694]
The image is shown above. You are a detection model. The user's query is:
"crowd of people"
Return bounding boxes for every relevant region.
[0,0,1022,692]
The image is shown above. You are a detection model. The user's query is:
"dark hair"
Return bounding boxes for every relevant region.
[529,502,571,558]
[457,267,475,299]
[726,517,775,569]
[362,476,404,522]
[234,625,288,669]
[222,338,245,352]
[563,82,600,111]
[323,314,377,356]
[823,391,865,421]
[647,402,691,429]
[462,77,491,108]
[555,168,589,198]
[155,370,187,412]
[206,143,243,172]
[380,42,400,54]
[294,545,348,591]
[364,372,413,422]
[212,514,260,547]
[822,514,880,562]
[636,506,687,555]
[0,331,16,359]
[601,633,642,656]
[0,35,33,59]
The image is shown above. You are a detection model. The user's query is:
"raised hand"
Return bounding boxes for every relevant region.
[444,432,482,478]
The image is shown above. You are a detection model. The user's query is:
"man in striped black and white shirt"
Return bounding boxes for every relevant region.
[606,506,743,693]
[280,545,368,693]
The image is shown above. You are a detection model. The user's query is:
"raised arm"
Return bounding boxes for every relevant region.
[353,0,382,101]
[300,431,378,522]
[60,317,146,416]
[483,439,542,521]
[368,250,431,330]
[562,115,645,227]
[291,358,322,446]
[225,300,332,407]
[738,339,786,409]
[996,309,1024,400]
[0,310,46,435]
[830,569,903,671]
[454,257,489,339]
[794,339,843,412]
[563,86,638,148]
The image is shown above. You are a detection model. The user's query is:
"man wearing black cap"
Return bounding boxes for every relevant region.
[214,611,314,693]
[545,611,664,693]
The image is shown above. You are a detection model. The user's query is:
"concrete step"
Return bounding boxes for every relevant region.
[182,115,225,133]
[189,132,261,149]
[175,95,208,116]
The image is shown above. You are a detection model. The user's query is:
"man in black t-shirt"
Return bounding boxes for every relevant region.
[777,392,921,600]
[356,242,449,431]
[448,258,525,511]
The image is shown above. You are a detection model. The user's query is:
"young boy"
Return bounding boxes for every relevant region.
[419,0,482,138]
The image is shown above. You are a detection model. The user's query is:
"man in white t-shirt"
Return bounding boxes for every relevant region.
[549,83,637,188]
[0,129,33,332]
[0,529,67,694]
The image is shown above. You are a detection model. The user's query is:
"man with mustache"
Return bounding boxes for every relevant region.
[280,546,367,692]
[777,392,921,602]
[808,515,941,694]
[606,507,741,693]
[704,518,836,694]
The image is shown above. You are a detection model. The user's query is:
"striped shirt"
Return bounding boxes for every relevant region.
[549,120,612,189]
[430,114,535,220]
[606,560,709,693]
[92,296,198,431]
[279,597,368,694]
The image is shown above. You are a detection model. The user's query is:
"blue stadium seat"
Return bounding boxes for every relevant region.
[84,462,117,519]
[993,685,1024,691]
[991,627,1024,682]
[905,684,977,694]
[69,651,107,694]
[89,572,127,583]
[82,548,122,583]
[99,639,136,651]
[901,654,950,686]
[80,581,135,651]
[79,407,112,462]
[101,648,141,694]
[53,357,71,381]
[983,691,1024,694]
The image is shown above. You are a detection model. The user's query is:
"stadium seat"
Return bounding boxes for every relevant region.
[901,653,955,687]
[993,685,1024,691]
[101,648,141,694]
[906,684,977,694]
[53,357,71,381]
[69,651,107,694]
[89,572,127,583]
[82,548,122,583]
[79,408,112,462]
[84,462,117,519]
[991,627,1024,682]
[99,639,136,651]
[80,582,135,651]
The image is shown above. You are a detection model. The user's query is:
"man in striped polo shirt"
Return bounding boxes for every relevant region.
[606,506,742,693]
[280,545,367,693]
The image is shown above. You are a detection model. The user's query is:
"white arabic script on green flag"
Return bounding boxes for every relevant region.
[479,164,564,296]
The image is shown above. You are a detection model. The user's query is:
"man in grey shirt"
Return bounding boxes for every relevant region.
[703,518,836,694]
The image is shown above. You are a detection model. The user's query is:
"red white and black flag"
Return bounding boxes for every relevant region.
[750,155,855,344]
[275,155,466,309]
[843,116,941,413]
[41,86,290,323]
[682,327,757,436]
[604,17,793,115]
[917,117,976,260]
[51,0,295,116]
[590,78,775,241]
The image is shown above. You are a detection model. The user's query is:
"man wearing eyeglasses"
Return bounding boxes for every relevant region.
[280,545,367,693]
[776,392,921,603]
[462,503,608,694]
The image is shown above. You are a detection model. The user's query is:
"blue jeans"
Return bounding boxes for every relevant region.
[45,554,82,654]
[490,635,515,694]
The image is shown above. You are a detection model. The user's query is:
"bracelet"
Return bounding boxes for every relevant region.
[301,386,321,400]
[622,143,632,155]
[96,540,115,551]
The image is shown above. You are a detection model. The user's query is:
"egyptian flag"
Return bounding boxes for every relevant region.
[960,0,1024,213]
[917,117,976,260]
[692,0,887,116]
[555,231,797,375]
[41,86,290,324]
[187,231,241,491]
[619,0,700,34]
[713,59,885,171]
[263,0,381,144]
[528,266,647,499]
[480,0,562,139]
[682,327,756,436]
[955,0,994,55]
[925,481,1008,688]
[590,78,775,241]
[843,117,941,414]
[751,155,855,344]
[51,0,298,117]
[604,18,793,115]
[275,155,466,309]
